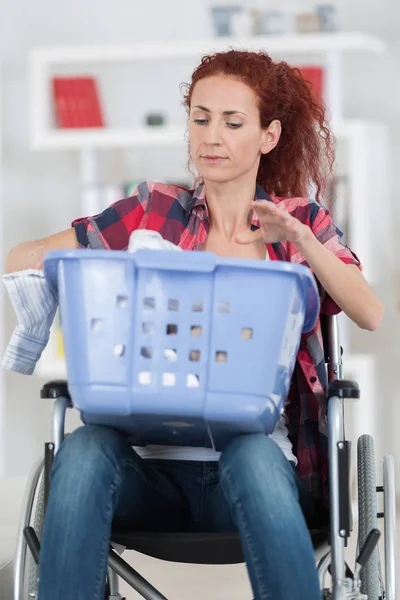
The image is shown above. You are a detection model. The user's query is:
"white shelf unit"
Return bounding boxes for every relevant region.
[29,32,386,149]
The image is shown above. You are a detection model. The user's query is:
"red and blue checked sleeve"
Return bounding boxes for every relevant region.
[310,202,362,315]
[71,182,151,250]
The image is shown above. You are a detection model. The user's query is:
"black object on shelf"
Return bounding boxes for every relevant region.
[145,113,166,127]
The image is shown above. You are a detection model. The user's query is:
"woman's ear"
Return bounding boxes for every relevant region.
[261,120,281,155]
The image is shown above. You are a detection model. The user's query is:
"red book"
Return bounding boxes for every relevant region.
[299,67,324,103]
[52,76,105,128]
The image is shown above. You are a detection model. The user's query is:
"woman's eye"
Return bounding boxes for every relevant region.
[192,119,242,129]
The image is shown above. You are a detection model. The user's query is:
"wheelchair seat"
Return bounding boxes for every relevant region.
[111,524,330,565]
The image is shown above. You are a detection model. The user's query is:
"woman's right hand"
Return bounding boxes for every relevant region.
[235,200,310,246]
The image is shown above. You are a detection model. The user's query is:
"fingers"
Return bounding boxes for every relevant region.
[251,200,287,219]
[252,201,291,228]
[235,228,264,246]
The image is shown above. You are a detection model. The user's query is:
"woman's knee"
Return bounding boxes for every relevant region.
[52,425,131,484]
[221,433,286,468]
[219,433,296,491]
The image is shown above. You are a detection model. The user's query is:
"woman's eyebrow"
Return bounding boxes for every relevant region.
[192,105,247,116]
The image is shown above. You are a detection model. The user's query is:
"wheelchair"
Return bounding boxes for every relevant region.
[11,242,397,600]
[12,315,397,600]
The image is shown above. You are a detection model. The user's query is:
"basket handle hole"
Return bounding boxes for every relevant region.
[241,328,253,340]
[191,326,202,338]
[140,346,153,359]
[144,297,156,310]
[91,318,104,332]
[218,301,230,314]
[166,324,178,335]
[116,295,129,308]
[113,344,125,357]
[192,301,204,313]
[215,351,228,363]
[162,373,176,386]
[142,322,155,335]
[164,349,178,362]
[187,374,200,388]
[168,299,180,311]
[138,372,152,385]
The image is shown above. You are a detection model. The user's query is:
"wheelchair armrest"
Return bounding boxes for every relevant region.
[327,379,360,401]
[41,380,72,407]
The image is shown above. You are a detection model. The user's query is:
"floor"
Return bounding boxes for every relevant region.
[117,512,400,600]
[1,485,398,599]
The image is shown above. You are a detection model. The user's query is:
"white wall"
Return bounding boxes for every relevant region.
[0,63,5,478]
[1,0,400,483]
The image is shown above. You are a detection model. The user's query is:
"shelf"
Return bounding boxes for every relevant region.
[29,33,387,151]
[29,33,387,65]
[31,125,185,150]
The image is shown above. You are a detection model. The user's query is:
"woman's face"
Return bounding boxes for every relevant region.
[189,75,280,185]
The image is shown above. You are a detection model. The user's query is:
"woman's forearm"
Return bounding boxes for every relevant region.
[296,229,383,331]
[4,241,47,273]
[4,228,79,274]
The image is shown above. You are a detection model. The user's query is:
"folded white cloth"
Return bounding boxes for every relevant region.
[128,230,181,253]
[2,230,180,375]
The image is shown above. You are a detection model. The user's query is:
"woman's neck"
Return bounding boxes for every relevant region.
[204,179,256,240]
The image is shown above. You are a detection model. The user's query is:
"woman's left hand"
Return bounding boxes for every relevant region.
[236,200,310,245]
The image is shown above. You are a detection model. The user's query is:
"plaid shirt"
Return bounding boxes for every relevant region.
[73,181,360,508]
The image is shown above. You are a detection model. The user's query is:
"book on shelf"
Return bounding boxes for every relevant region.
[299,66,324,103]
[52,76,105,128]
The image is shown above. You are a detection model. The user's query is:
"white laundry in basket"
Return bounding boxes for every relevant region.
[128,229,182,253]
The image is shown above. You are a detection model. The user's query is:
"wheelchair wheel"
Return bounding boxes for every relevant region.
[357,435,380,600]
[27,466,45,599]
[383,454,396,600]
[14,457,44,600]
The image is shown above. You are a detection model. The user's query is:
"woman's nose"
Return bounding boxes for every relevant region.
[205,122,223,145]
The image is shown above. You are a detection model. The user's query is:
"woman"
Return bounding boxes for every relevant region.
[5,50,383,600]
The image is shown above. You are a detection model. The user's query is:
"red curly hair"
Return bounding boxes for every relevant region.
[182,50,335,203]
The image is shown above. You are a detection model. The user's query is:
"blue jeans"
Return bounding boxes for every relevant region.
[38,425,322,600]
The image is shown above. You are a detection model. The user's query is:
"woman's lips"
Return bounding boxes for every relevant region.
[202,156,227,164]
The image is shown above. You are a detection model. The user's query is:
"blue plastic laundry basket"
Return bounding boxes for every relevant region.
[44,249,319,451]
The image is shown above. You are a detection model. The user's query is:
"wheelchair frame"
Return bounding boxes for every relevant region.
[13,315,397,600]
